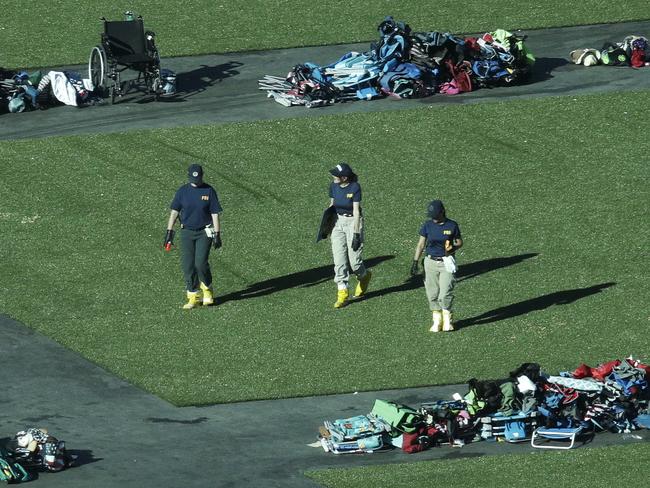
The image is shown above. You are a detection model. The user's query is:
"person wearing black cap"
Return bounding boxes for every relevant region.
[164,163,223,309]
[327,163,372,308]
[411,200,462,331]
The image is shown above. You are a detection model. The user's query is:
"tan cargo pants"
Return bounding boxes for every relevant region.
[331,215,367,289]
[424,256,455,311]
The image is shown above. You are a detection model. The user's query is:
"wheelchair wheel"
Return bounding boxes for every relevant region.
[88,45,107,94]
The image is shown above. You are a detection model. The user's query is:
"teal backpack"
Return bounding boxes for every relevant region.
[0,447,31,483]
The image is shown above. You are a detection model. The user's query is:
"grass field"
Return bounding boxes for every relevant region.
[0,90,647,406]
[2,5,649,486]
[2,1,649,68]
[306,442,650,487]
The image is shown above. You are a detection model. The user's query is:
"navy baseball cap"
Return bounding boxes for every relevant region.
[329,163,354,177]
[188,164,203,184]
[427,200,445,219]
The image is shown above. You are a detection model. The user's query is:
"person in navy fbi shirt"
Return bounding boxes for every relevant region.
[164,164,223,309]
[327,163,372,308]
[411,200,463,331]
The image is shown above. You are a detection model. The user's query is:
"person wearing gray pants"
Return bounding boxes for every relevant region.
[327,163,372,308]
[411,200,463,331]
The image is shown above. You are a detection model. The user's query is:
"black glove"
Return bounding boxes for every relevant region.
[164,229,175,250]
[351,233,362,251]
[410,260,420,276]
[212,231,222,249]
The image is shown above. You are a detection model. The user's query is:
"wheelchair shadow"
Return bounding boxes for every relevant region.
[358,252,538,302]
[217,255,394,304]
[455,282,616,329]
[174,61,244,100]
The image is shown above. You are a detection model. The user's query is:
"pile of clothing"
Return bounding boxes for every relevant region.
[1,68,102,114]
[318,357,650,454]
[0,427,74,483]
[260,16,535,107]
[570,35,649,67]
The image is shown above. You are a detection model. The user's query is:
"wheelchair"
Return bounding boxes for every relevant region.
[88,16,163,103]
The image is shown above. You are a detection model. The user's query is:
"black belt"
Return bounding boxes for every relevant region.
[427,255,444,261]
[338,213,354,217]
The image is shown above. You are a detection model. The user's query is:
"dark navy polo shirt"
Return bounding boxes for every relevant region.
[329,181,361,215]
[419,219,461,257]
[170,183,223,230]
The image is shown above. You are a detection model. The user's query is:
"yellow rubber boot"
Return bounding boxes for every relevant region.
[200,282,214,306]
[334,289,349,309]
[429,311,442,332]
[183,291,201,309]
[353,270,372,298]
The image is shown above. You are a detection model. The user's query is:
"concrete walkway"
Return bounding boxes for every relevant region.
[1,21,650,141]
[1,315,647,487]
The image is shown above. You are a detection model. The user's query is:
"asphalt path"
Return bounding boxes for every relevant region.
[1,21,650,141]
[1,20,650,488]
[1,315,647,488]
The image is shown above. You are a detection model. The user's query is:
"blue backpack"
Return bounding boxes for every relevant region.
[379,63,422,97]
[503,419,527,442]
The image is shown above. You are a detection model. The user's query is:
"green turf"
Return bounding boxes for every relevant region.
[0,90,648,405]
[2,1,649,68]
[305,442,650,487]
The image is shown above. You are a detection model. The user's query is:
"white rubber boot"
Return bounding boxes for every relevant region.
[429,311,442,332]
[442,309,454,331]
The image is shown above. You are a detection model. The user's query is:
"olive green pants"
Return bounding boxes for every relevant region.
[180,228,212,292]
[423,256,455,311]
[330,215,366,289]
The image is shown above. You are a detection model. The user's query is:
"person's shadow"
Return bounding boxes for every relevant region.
[456,253,538,282]
[455,282,616,329]
[357,252,538,301]
[174,62,243,99]
[217,255,395,304]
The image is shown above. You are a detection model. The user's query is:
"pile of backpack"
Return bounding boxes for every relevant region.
[1,68,103,114]
[259,16,535,107]
[317,357,650,454]
[0,427,74,483]
[569,35,649,67]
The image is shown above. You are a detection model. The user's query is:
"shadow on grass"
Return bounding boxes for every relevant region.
[455,282,616,329]
[456,253,538,282]
[218,255,395,304]
[358,253,538,302]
